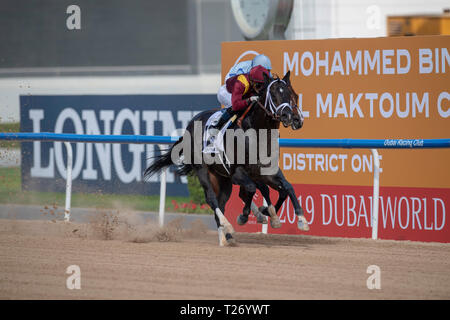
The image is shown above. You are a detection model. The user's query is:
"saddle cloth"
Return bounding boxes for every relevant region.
[203,110,232,157]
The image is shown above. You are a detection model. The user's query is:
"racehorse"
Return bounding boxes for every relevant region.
[237,71,306,227]
[144,71,309,246]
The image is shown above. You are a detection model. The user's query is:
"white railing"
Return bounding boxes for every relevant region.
[1,132,449,240]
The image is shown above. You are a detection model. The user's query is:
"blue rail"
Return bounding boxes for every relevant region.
[0,132,179,144]
[279,138,450,149]
[0,132,449,149]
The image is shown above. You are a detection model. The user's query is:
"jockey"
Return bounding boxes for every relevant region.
[217,54,272,109]
[211,65,271,131]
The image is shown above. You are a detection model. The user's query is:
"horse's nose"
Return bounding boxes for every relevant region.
[291,113,303,130]
[280,109,292,127]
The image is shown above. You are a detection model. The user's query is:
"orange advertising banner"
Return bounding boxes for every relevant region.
[221,36,450,189]
[222,36,450,242]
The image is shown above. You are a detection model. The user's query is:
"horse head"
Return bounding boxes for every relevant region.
[257,71,295,128]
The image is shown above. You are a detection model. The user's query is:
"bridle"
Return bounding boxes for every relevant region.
[237,77,303,127]
[255,79,294,121]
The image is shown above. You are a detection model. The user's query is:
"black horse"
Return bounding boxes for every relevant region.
[144,71,309,246]
[236,71,306,229]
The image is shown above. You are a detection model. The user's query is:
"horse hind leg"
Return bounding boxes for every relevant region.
[216,176,236,246]
[212,209,235,247]
[212,202,234,246]
[233,168,258,227]
[237,186,253,226]
[199,169,235,247]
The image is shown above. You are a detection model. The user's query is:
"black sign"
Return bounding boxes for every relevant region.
[20,94,218,196]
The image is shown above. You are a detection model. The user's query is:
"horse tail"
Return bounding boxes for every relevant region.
[143,136,194,180]
[176,162,193,176]
[144,109,217,180]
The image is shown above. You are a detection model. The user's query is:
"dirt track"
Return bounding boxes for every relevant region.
[0,217,449,300]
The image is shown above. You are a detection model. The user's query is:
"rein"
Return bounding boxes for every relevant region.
[256,100,273,117]
[237,102,255,127]
[237,79,296,128]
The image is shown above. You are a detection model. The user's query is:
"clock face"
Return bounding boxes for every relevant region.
[231,0,273,39]
[239,0,270,31]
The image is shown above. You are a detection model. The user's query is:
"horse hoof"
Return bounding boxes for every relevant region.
[237,214,248,226]
[297,215,310,231]
[256,213,268,224]
[268,205,282,228]
[226,233,238,247]
[219,216,235,235]
[270,218,282,229]
[225,223,235,235]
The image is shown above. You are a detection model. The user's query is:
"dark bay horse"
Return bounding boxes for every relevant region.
[144,71,309,246]
[237,71,307,229]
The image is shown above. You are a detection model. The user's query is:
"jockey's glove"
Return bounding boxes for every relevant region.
[248,96,259,103]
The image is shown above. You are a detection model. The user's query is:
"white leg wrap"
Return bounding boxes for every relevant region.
[215,208,234,235]
[215,208,227,226]
[218,227,226,246]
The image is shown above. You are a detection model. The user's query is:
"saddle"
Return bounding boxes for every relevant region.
[202,104,254,174]
[203,109,234,155]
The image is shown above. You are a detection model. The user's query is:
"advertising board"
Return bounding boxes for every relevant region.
[222,36,450,242]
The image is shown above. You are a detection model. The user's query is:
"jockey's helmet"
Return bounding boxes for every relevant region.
[251,54,272,71]
[249,65,270,84]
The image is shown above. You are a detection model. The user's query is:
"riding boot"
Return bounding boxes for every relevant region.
[212,107,236,131]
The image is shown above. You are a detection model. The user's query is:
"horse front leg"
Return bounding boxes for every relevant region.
[264,168,309,231]
[238,186,268,225]
[274,187,288,214]
[247,182,272,225]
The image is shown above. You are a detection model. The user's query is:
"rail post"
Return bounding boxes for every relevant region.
[371,149,380,240]
[157,129,184,228]
[159,164,167,228]
[63,142,73,222]
[262,198,268,234]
